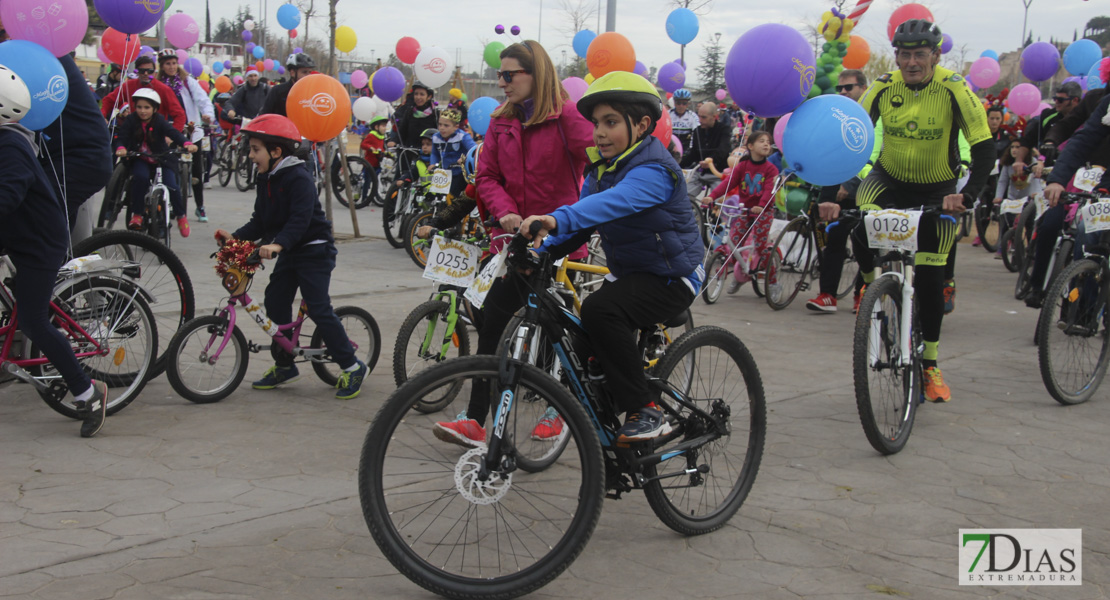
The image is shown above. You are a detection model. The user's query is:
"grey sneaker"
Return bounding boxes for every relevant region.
[616,405,671,442]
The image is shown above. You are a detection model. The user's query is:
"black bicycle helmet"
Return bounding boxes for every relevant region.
[891,19,943,50]
[285,52,316,70]
[419,128,437,140]
[109,63,122,73]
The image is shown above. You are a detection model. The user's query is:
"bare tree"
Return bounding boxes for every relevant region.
[942,42,973,75]
[295,0,322,48]
[556,0,597,78]
[666,0,713,15]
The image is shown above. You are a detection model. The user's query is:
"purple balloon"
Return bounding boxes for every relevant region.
[511,25,521,36]
[294,47,303,54]
[1063,75,1089,92]
[725,23,815,118]
[495,24,505,34]
[223,60,232,69]
[241,30,253,42]
[277,66,286,75]
[372,66,406,103]
[183,57,203,77]
[94,0,165,35]
[940,33,953,55]
[0,0,88,57]
[140,45,156,59]
[1021,41,1061,82]
[634,61,647,76]
[672,58,687,69]
[245,42,255,54]
[657,62,687,93]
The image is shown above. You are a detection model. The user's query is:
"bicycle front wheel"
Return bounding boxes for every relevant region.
[1000,229,1020,273]
[310,306,381,386]
[643,326,766,535]
[852,276,919,455]
[217,144,234,188]
[976,203,1000,252]
[404,211,436,269]
[35,276,158,418]
[702,252,729,305]
[765,218,813,310]
[392,299,471,413]
[1037,259,1110,405]
[166,314,249,403]
[98,162,130,228]
[359,356,604,600]
[382,182,408,249]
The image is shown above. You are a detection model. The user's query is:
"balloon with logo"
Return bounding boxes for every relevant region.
[467,96,500,136]
[652,109,673,148]
[224,59,232,69]
[665,8,699,45]
[0,40,68,130]
[572,30,596,59]
[968,57,1000,88]
[782,95,874,186]
[371,66,405,102]
[1020,41,1060,82]
[1088,60,1108,91]
[886,3,934,41]
[94,0,165,35]
[725,23,815,118]
[277,3,301,30]
[335,26,357,53]
[1063,39,1101,77]
[656,62,685,93]
[414,46,453,89]
[100,27,142,67]
[139,44,155,59]
[165,13,200,49]
[484,42,505,70]
[350,69,368,89]
[562,76,588,103]
[396,36,421,65]
[586,32,636,78]
[842,35,870,69]
[1007,83,1042,116]
[286,74,351,142]
[1,0,88,57]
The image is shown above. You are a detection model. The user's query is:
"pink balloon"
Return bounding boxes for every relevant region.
[968,57,1000,89]
[176,49,189,62]
[1008,83,1042,116]
[670,134,683,156]
[562,76,588,103]
[773,112,792,152]
[0,0,88,57]
[350,69,369,89]
[97,45,111,65]
[715,89,727,101]
[165,13,200,50]
[263,58,274,71]
[233,75,244,85]
[1037,101,1052,114]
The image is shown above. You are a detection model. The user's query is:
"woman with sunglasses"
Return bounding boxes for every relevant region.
[99,56,187,133]
[432,40,594,448]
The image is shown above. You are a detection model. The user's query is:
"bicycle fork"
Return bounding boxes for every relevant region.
[480,299,540,480]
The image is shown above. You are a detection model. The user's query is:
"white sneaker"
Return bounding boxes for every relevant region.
[727,279,743,294]
[203,181,213,189]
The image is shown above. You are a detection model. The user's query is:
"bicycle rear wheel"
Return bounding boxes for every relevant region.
[1000,229,1020,273]
[853,275,919,455]
[166,314,249,403]
[1037,259,1110,405]
[702,252,729,305]
[217,144,234,188]
[309,306,381,386]
[332,155,375,209]
[765,218,813,310]
[34,276,158,418]
[836,243,860,299]
[1013,203,1036,299]
[392,299,471,413]
[975,203,1000,252]
[358,356,604,600]
[234,154,254,192]
[382,182,408,248]
[643,326,766,535]
[98,162,130,228]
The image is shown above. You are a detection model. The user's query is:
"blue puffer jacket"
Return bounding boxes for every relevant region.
[431,129,476,176]
[545,135,702,288]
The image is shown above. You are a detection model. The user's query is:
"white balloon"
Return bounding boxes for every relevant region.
[243,19,255,31]
[352,96,376,122]
[413,46,453,90]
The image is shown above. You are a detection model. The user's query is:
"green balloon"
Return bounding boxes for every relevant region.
[165,0,173,8]
[461,93,468,102]
[823,63,835,73]
[484,42,505,70]
[837,42,848,51]
[815,75,831,90]
[807,85,821,99]
[785,187,810,216]
[822,42,831,52]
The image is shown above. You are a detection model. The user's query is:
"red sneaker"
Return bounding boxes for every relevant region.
[177,217,191,238]
[433,413,487,448]
[853,292,863,314]
[128,214,143,230]
[805,293,837,313]
[530,407,565,440]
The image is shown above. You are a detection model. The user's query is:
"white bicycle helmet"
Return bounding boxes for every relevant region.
[132,87,162,108]
[0,64,32,125]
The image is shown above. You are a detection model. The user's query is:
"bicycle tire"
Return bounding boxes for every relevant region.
[72,229,195,379]
[358,356,604,600]
[691,200,710,248]
[976,203,1000,252]
[1000,229,1020,273]
[643,326,766,535]
[33,276,158,419]
[852,275,919,455]
[765,217,813,310]
[98,162,130,228]
[392,299,471,413]
[836,242,861,299]
[217,144,234,188]
[702,252,728,305]
[1014,203,1036,300]
[309,305,381,386]
[234,154,253,192]
[1037,259,1110,405]
[166,314,249,404]
[403,211,436,270]
[382,182,408,249]
[179,158,191,206]
[332,155,376,209]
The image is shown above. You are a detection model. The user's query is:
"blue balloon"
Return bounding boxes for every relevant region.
[468,96,501,137]
[782,95,875,186]
[212,61,224,74]
[1064,39,1102,77]
[980,49,998,61]
[338,71,351,85]
[572,30,596,59]
[1087,61,1106,91]
[252,45,265,59]
[0,40,67,131]
[277,3,302,30]
[665,8,699,45]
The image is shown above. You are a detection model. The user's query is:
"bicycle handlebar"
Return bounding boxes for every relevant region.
[826,205,957,234]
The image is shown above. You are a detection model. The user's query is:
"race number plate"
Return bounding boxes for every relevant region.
[464,251,508,309]
[1074,167,1105,193]
[864,209,922,252]
[1033,192,1049,220]
[201,137,211,151]
[431,168,453,195]
[1000,198,1027,215]
[1081,199,1110,233]
[422,236,483,287]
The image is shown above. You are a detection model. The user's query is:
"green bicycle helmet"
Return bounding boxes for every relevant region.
[576,71,663,143]
[419,128,437,140]
[892,19,943,50]
[367,115,388,127]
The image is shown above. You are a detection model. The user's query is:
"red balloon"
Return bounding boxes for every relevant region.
[198,79,210,93]
[396,36,421,65]
[887,3,935,41]
[289,28,297,39]
[101,27,141,67]
[652,109,673,149]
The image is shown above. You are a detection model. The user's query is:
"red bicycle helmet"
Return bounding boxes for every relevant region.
[242,114,302,150]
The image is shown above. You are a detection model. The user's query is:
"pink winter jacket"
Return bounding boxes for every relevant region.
[476,100,594,254]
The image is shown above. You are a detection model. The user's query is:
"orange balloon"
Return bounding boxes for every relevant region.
[843,35,871,70]
[586,32,636,78]
[286,73,352,142]
[255,61,265,72]
[215,75,232,93]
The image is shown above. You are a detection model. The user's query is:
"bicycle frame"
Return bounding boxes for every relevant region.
[867,254,916,369]
[205,290,328,363]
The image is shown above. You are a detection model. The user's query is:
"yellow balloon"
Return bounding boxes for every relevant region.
[822,17,842,41]
[584,73,595,84]
[842,19,855,35]
[335,26,357,53]
[449,88,462,99]
[199,73,210,82]
[821,10,833,20]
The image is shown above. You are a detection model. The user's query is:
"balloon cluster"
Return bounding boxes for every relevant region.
[811,8,853,97]
[818,7,854,43]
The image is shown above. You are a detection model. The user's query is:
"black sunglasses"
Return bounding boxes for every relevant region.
[835,84,859,93]
[136,68,155,75]
[1053,96,1071,103]
[498,69,529,83]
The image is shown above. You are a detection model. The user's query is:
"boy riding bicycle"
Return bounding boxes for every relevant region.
[214,115,369,399]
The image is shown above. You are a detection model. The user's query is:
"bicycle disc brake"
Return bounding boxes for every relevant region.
[455,448,512,505]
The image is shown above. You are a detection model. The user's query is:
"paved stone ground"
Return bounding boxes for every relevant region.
[2,186,1108,599]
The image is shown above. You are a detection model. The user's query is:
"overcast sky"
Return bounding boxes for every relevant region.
[164,0,1107,83]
